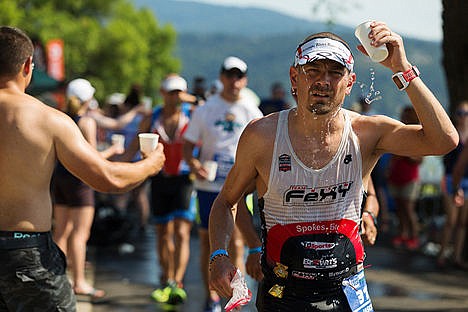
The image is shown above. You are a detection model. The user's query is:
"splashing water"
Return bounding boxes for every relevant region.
[358,68,383,105]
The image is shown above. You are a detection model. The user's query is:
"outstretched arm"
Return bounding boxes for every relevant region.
[53,112,165,193]
[78,116,124,160]
[88,105,146,130]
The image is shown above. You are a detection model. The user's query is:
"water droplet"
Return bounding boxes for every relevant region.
[357,68,383,106]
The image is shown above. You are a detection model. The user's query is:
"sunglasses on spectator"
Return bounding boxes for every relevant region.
[456,110,468,116]
[222,70,245,79]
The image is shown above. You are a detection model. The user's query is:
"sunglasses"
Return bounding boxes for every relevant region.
[167,90,182,95]
[222,70,245,79]
[456,110,468,117]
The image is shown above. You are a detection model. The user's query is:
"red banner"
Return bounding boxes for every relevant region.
[46,39,65,81]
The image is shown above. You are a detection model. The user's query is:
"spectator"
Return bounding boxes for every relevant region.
[387,106,423,250]
[52,78,125,299]
[259,82,291,115]
[438,100,468,268]
[192,75,207,105]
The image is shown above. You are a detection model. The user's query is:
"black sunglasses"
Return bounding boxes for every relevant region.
[222,70,245,79]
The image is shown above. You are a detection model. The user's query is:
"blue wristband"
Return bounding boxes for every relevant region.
[248,246,262,255]
[210,249,228,262]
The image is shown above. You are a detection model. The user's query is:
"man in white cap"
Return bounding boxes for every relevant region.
[208,23,458,311]
[126,74,196,306]
[183,56,263,312]
[0,26,165,311]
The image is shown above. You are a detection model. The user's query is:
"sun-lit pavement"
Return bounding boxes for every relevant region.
[78,225,468,312]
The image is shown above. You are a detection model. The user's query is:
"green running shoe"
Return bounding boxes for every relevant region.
[151,285,173,303]
[168,286,187,304]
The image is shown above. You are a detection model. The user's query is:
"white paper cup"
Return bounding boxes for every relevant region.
[355,21,389,62]
[203,160,218,182]
[111,134,125,149]
[138,133,159,154]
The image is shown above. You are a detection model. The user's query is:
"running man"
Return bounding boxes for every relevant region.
[208,22,458,311]
[183,56,263,312]
[126,74,197,305]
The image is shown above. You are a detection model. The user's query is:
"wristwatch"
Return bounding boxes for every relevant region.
[392,66,420,91]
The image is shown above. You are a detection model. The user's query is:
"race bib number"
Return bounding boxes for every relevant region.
[341,270,373,312]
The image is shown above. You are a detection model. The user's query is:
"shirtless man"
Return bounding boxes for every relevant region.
[0,26,165,311]
[208,22,458,311]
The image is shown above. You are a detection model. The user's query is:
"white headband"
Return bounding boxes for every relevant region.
[294,37,354,72]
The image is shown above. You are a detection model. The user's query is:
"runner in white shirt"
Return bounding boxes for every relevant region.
[183,56,263,312]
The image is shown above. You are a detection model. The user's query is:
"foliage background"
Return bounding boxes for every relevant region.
[0,0,180,102]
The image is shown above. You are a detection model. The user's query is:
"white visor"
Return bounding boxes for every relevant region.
[294,37,354,72]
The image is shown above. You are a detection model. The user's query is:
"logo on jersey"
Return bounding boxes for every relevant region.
[328,267,351,278]
[291,270,318,280]
[303,257,338,269]
[214,113,241,133]
[344,154,352,164]
[278,154,291,172]
[301,241,336,250]
[283,182,353,206]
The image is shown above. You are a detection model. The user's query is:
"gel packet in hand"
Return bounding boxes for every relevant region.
[224,269,252,312]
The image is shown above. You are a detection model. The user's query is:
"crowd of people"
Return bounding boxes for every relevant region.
[352,98,468,264]
[0,21,467,312]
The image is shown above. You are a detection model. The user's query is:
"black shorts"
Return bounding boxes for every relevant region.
[256,279,351,312]
[52,170,94,207]
[150,174,195,224]
[0,232,76,311]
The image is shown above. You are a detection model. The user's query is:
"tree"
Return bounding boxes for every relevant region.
[0,1,24,25]
[442,0,468,116]
[0,0,179,101]
[90,2,179,98]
